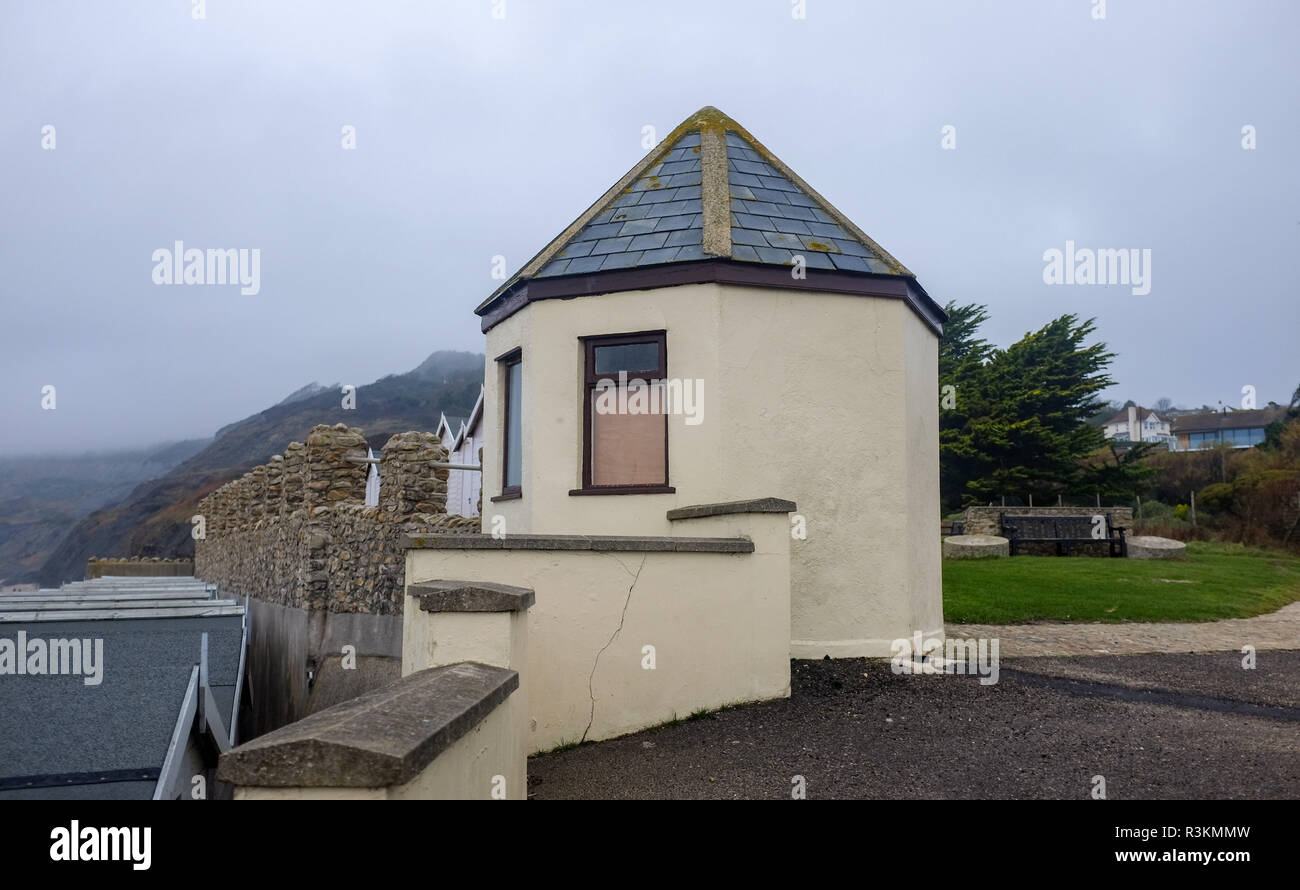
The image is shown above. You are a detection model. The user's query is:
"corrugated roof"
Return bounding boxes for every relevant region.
[479,105,916,314]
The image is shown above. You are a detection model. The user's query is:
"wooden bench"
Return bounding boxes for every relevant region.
[999,513,1127,557]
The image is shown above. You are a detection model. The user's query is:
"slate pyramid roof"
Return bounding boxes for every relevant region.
[478,106,942,331]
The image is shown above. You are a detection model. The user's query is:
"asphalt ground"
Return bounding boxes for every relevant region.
[527,651,1300,799]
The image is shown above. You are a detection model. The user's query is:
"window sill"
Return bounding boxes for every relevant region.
[491,490,522,502]
[569,485,676,496]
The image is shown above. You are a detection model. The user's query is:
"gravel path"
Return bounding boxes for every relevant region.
[947,601,1300,657]
[528,652,1300,800]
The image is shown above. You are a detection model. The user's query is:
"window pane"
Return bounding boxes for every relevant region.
[594,342,659,375]
[590,388,665,486]
[505,362,522,487]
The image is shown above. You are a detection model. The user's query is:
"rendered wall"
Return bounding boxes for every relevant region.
[406,514,791,751]
[480,282,942,658]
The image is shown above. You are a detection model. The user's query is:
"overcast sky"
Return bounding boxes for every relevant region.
[2,0,1296,455]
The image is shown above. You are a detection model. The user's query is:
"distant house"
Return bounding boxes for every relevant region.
[443,386,483,517]
[1103,405,1175,449]
[1171,405,1286,451]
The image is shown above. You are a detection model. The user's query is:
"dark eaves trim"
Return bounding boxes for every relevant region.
[477,259,947,336]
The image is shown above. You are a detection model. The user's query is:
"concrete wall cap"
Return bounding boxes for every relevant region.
[666,497,797,521]
[217,662,517,788]
[409,580,536,613]
[400,533,754,553]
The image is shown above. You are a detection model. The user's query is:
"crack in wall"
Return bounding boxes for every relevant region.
[582,552,648,743]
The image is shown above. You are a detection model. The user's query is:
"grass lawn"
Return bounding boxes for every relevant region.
[942,542,1300,624]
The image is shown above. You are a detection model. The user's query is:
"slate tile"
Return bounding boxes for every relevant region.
[637,246,681,265]
[610,203,654,221]
[664,228,703,247]
[640,187,680,204]
[729,171,763,188]
[747,201,783,216]
[558,240,596,258]
[799,234,840,252]
[646,200,695,216]
[771,217,812,236]
[758,175,799,192]
[581,222,625,240]
[654,214,695,231]
[536,259,570,277]
[601,251,643,270]
[780,205,819,221]
[658,161,695,176]
[733,211,775,230]
[566,255,605,274]
[836,239,872,257]
[800,251,837,270]
[806,221,849,239]
[786,192,819,207]
[730,227,769,246]
[630,232,669,250]
[730,243,761,262]
[733,159,777,176]
[673,244,707,261]
[591,236,634,255]
[665,172,702,187]
[829,253,871,272]
[617,218,659,237]
[749,187,790,203]
[676,132,702,148]
[763,231,804,249]
[673,185,702,200]
[730,184,756,200]
[755,246,796,265]
[810,208,836,223]
[724,132,747,147]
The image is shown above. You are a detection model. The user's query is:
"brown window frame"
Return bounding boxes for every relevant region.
[572,330,675,496]
[493,347,523,502]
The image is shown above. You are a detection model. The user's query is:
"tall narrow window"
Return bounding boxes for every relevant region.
[498,348,522,498]
[577,331,672,493]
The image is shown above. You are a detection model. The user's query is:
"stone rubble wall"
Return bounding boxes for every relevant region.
[195,424,478,615]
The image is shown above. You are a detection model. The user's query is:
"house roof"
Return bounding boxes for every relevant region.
[476,106,945,334]
[0,577,244,800]
[1170,406,1286,434]
[1105,406,1161,425]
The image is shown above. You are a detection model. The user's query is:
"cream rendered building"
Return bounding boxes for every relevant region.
[473,106,945,659]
